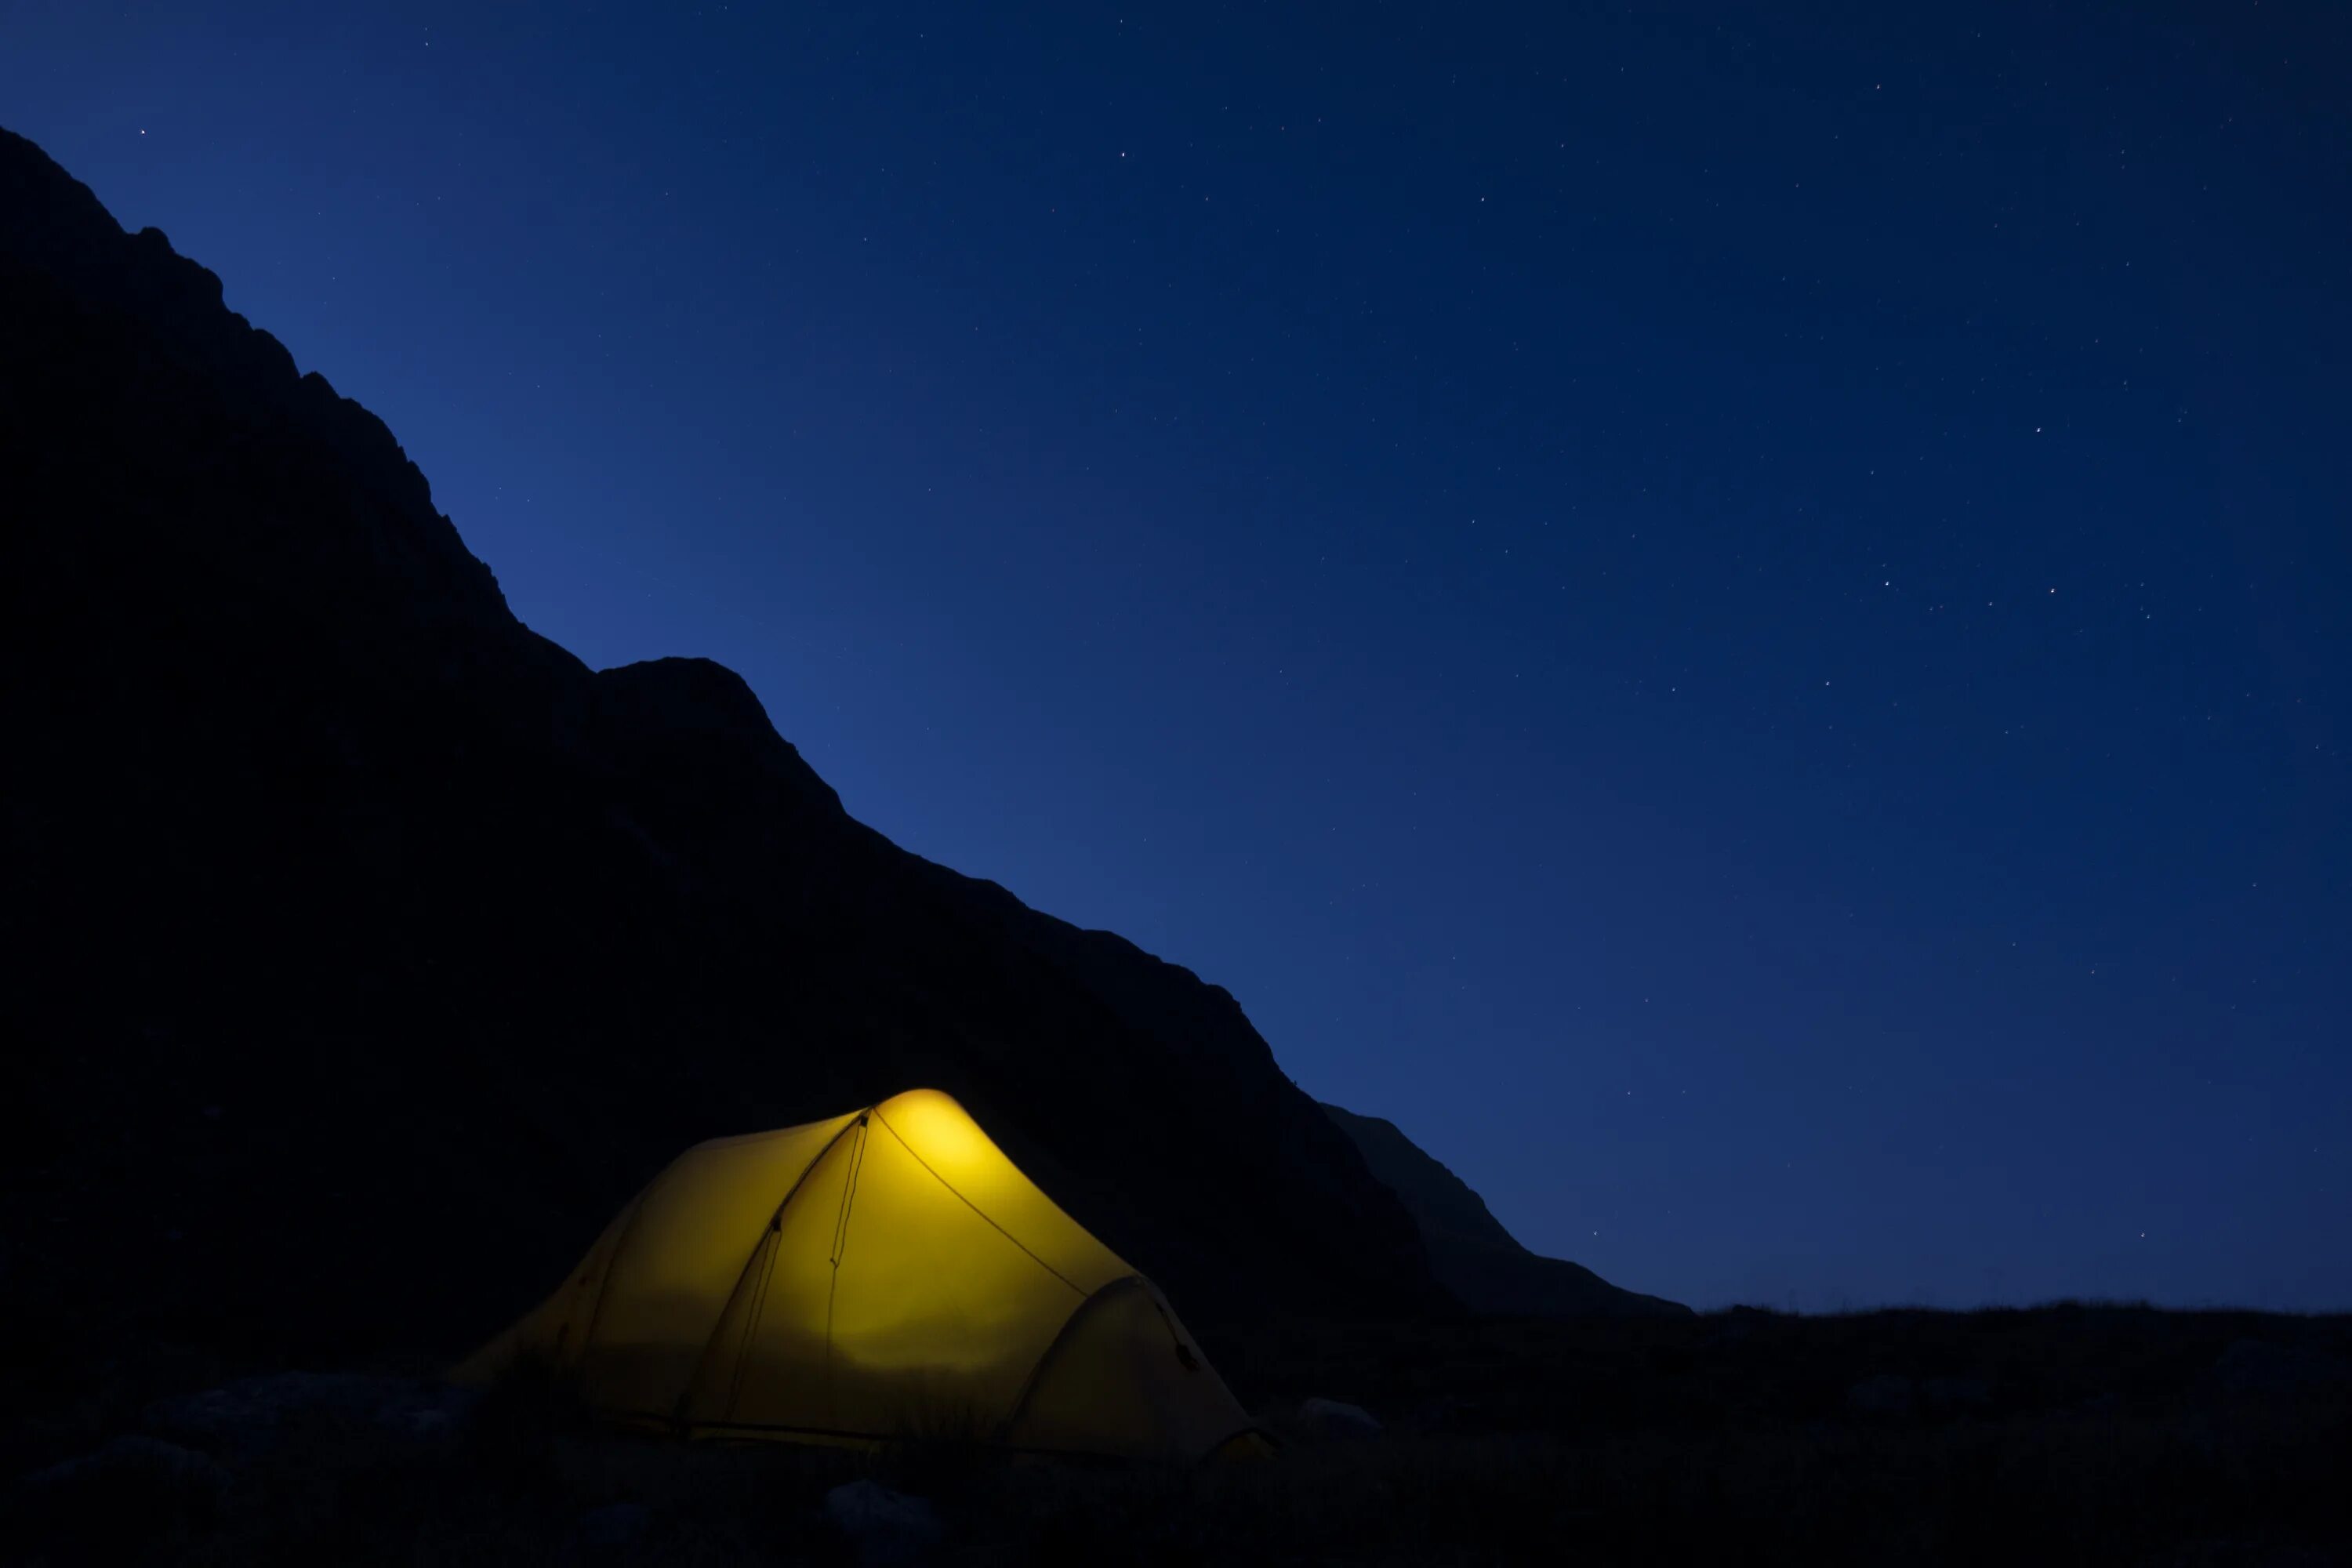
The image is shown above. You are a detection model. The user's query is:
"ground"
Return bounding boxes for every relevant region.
[5,1305,2347,1566]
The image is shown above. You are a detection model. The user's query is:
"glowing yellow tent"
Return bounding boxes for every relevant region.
[457,1089,1259,1460]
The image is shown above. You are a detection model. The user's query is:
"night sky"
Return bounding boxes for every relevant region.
[9,3,2347,1313]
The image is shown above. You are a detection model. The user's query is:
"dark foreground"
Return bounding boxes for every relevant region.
[6,1305,2347,1566]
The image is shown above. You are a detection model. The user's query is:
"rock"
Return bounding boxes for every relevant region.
[578,1501,653,1550]
[824,1479,942,1566]
[1297,1397,1383,1439]
[380,1381,484,1438]
[143,1371,480,1456]
[13,1435,230,1523]
[1846,1374,1915,1415]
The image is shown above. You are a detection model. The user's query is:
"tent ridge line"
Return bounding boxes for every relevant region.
[868,1104,1090,1297]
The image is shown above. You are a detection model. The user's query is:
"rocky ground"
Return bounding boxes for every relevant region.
[5,1304,2346,1566]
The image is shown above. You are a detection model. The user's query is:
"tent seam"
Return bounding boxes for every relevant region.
[669,1112,869,1431]
[868,1105,1087,1297]
[577,1189,653,1361]
[822,1118,869,1416]
[994,1273,1147,1444]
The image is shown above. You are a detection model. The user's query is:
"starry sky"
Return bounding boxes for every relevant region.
[8,2,2347,1312]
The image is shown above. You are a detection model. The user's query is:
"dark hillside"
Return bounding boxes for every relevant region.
[0,126,1448,1410]
[1322,1103,1690,1318]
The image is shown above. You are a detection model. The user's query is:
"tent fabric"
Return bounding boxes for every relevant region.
[456,1088,1257,1461]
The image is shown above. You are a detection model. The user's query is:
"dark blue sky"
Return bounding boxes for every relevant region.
[10,2,2347,1312]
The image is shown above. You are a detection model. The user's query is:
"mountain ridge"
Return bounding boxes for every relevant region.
[1322,1104,1690,1318]
[0,126,1453,1387]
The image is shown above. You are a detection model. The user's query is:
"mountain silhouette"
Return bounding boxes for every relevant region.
[0,125,1461,1380]
[1322,1104,1689,1317]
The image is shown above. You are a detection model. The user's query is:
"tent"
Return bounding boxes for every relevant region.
[456,1088,1261,1461]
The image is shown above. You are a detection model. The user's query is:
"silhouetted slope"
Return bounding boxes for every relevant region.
[1322,1105,1690,1318]
[0,126,1448,1383]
